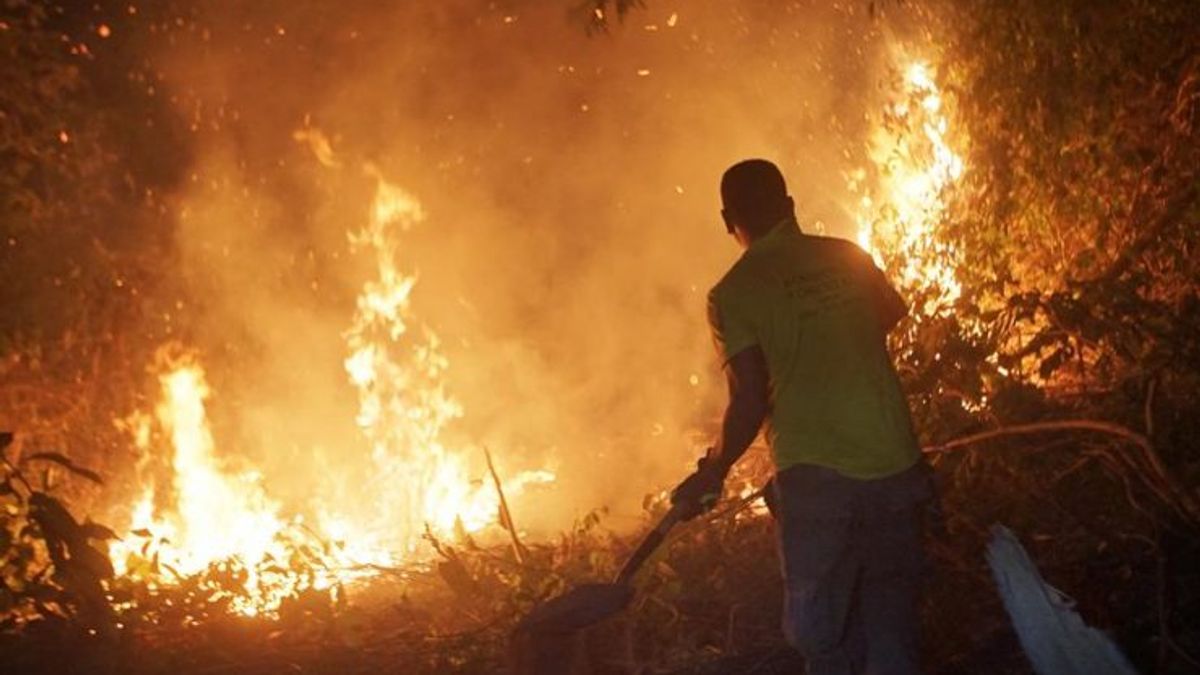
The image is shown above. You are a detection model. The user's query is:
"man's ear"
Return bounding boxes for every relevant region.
[721,209,735,234]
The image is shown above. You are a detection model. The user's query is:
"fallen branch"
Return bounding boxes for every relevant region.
[923,420,1151,454]
[923,420,1200,525]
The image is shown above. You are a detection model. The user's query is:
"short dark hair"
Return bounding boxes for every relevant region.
[720,159,789,232]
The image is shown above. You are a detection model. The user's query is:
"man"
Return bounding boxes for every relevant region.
[671,159,932,674]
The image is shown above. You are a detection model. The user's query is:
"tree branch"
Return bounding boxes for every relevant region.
[924,420,1200,525]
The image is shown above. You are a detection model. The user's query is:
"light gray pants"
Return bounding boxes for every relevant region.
[772,462,932,675]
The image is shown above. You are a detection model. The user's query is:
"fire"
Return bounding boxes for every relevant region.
[101,59,955,616]
[108,157,553,617]
[346,166,553,549]
[853,59,965,312]
[111,357,371,617]
[156,366,279,568]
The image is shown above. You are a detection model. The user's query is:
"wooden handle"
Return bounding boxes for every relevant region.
[614,504,684,586]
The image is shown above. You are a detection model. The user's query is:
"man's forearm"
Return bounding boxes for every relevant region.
[709,395,768,475]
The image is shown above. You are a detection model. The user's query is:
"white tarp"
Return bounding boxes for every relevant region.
[986,524,1138,675]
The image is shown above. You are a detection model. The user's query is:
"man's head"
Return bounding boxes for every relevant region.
[720,159,794,248]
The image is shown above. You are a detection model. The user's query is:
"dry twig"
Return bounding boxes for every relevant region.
[483,446,527,565]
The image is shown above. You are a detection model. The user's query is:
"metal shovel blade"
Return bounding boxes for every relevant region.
[515,583,635,635]
[511,505,686,674]
[514,505,683,636]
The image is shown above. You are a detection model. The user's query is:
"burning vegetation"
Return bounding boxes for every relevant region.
[2,0,1199,673]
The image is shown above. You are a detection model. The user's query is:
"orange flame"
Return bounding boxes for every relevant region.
[853,59,965,313]
[346,166,553,551]
[110,357,374,616]
[110,154,553,616]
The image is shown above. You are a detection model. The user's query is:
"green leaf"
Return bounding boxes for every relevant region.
[72,544,114,580]
[80,521,117,541]
[28,492,80,546]
[22,452,103,485]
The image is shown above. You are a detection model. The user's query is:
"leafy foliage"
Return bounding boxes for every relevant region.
[0,432,115,629]
[1,1,119,343]
[935,0,1200,395]
[869,0,1200,527]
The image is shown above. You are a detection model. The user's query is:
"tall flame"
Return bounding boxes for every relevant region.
[853,60,965,312]
[111,357,369,617]
[107,133,558,616]
[158,366,281,568]
[109,160,553,616]
[345,166,552,552]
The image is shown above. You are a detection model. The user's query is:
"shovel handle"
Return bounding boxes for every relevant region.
[614,504,685,586]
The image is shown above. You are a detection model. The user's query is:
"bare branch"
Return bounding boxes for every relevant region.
[483,446,526,565]
[924,420,1200,525]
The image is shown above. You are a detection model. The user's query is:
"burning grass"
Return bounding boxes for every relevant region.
[96,161,558,620]
[3,433,1196,674]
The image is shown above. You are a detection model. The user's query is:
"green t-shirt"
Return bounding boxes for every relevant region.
[707,220,920,479]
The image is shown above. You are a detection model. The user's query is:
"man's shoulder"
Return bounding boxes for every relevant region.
[710,234,869,296]
[709,254,757,302]
[794,234,877,277]
[802,233,868,257]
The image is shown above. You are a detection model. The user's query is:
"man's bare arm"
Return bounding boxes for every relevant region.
[708,345,771,476]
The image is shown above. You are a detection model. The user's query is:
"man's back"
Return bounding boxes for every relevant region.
[707,220,919,478]
[677,161,930,675]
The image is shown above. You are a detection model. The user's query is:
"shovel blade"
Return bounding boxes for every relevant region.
[515,583,634,635]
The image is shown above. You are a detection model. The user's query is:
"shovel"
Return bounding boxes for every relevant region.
[511,504,686,673]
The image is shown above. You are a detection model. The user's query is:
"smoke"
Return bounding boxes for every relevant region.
[147,1,917,535]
